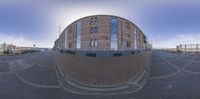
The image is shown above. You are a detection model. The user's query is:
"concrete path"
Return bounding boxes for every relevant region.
[0,51,200,99]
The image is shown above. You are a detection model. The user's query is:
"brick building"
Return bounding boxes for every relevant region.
[54,15,150,51]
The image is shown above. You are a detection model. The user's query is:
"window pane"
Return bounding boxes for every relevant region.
[134,28,138,50]
[110,16,118,50]
[94,39,97,47]
[76,21,81,49]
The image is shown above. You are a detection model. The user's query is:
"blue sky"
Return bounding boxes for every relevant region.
[0,0,200,48]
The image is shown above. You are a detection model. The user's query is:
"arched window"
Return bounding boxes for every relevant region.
[90,39,98,48]
[94,39,98,47]
[90,39,93,47]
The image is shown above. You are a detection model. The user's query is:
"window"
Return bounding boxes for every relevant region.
[90,21,94,25]
[90,39,98,48]
[127,33,130,39]
[90,26,98,33]
[94,39,97,47]
[90,39,93,47]
[76,21,81,49]
[90,17,98,25]
[106,36,108,40]
[94,17,98,25]
[126,22,130,30]
[134,28,138,50]
[69,43,72,48]
[90,27,93,33]
[94,27,98,32]
[110,16,118,50]
[90,17,98,33]
[107,43,109,46]
[69,26,72,33]
[126,41,130,47]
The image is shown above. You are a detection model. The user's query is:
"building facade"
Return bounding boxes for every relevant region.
[54,15,150,51]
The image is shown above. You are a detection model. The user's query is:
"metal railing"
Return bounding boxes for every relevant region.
[177,44,200,53]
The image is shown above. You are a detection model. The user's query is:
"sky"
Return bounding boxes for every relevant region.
[0,0,200,48]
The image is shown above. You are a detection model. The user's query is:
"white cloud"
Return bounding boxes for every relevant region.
[0,33,55,48]
[0,33,34,47]
[153,33,200,48]
[46,3,130,33]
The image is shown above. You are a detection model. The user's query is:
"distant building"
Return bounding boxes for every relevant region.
[0,43,16,53]
[54,15,151,51]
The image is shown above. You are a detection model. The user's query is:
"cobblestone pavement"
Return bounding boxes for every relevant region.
[55,51,151,88]
[0,51,200,99]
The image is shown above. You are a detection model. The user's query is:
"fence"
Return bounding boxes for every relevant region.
[177,44,200,53]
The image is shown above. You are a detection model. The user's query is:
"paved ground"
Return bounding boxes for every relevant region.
[0,50,200,99]
[55,51,151,87]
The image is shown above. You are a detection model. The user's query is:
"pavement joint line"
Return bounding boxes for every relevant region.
[5,52,61,89]
[61,51,152,88]
[53,51,152,95]
[152,57,161,59]
[0,72,13,75]
[8,54,55,72]
[191,60,200,62]
[158,51,191,61]
[183,69,200,74]
[163,51,192,64]
[0,61,8,62]
[57,64,145,95]
[182,54,197,70]
[158,51,180,69]
[152,51,200,79]
[8,60,38,72]
[13,71,61,88]
[4,54,13,73]
[167,55,196,62]
[5,52,52,63]
[149,51,180,79]
[56,58,127,88]
[56,63,128,91]
[182,54,200,74]
[149,69,180,79]
[34,63,54,69]
[61,84,139,96]
[151,62,166,65]
[57,60,138,89]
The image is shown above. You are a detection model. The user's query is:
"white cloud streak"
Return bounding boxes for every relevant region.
[153,33,200,48]
[0,33,34,47]
[0,33,54,48]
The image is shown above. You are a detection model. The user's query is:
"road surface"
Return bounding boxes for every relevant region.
[0,51,200,99]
